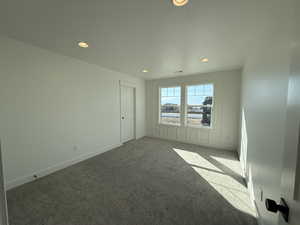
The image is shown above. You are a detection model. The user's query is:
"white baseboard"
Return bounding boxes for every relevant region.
[253,200,263,225]
[145,135,236,151]
[245,173,262,225]
[5,142,122,190]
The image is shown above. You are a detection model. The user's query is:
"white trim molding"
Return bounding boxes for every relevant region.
[119,81,137,143]
[119,80,137,88]
[146,69,241,151]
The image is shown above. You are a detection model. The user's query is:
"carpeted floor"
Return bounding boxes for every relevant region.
[7,137,257,225]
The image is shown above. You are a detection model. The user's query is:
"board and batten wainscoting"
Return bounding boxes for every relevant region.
[146,69,241,151]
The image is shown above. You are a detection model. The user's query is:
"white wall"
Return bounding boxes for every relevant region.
[240,41,290,225]
[239,1,293,224]
[146,69,241,150]
[0,36,146,189]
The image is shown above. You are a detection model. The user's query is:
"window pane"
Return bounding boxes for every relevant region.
[186,84,213,127]
[204,84,214,96]
[161,88,168,97]
[174,87,180,97]
[195,85,201,96]
[188,96,208,105]
[188,86,194,96]
[160,87,181,125]
[187,106,212,127]
[167,88,174,96]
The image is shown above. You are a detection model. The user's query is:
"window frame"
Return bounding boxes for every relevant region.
[185,83,214,129]
[158,86,182,126]
[158,83,215,129]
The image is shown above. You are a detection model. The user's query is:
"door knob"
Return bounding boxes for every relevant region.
[265,198,289,222]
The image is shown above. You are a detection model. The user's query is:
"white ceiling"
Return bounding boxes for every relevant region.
[0,0,280,79]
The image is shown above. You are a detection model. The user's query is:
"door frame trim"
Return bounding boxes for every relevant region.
[0,141,9,225]
[119,80,137,144]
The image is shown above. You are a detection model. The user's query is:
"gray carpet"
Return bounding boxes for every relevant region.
[7,137,257,225]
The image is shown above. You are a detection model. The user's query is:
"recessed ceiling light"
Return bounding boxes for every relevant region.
[172,0,189,7]
[200,57,209,63]
[78,41,89,48]
[142,69,149,73]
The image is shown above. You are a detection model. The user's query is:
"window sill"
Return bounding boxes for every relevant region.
[158,123,213,130]
[158,123,181,127]
[186,125,213,129]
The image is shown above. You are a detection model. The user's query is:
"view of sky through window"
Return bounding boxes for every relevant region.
[187,84,213,105]
[159,84,214,127]
[187,84,214,127]
[160,87,181,125]
[161,87,180,105]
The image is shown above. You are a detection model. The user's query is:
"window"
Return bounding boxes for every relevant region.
[159,86,181,125]
[186,84,214,127]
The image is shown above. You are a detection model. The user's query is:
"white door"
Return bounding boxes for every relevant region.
[276,35,300,224]
[120,85,135,143]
